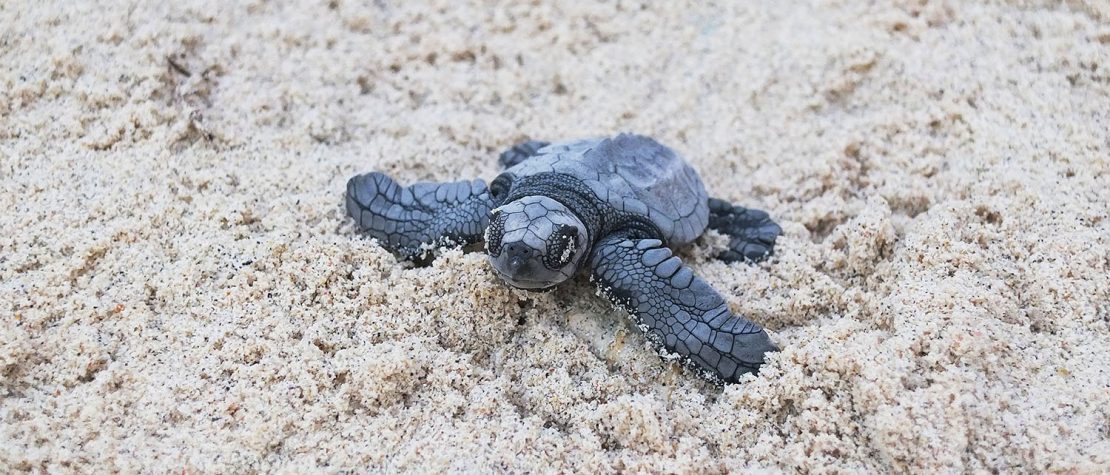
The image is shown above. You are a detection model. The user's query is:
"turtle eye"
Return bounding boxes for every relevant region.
[543,224,580,269]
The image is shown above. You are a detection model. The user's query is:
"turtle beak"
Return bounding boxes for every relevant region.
[502,242,536,276]
[507,255,526,273]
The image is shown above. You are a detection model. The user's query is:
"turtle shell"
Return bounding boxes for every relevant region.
[505,134,709,246]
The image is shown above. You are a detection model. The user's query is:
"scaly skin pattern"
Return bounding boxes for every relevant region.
[345,172,495,260]
[590,235,777,383]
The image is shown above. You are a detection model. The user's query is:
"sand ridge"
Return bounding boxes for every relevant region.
[2,1,1108,472]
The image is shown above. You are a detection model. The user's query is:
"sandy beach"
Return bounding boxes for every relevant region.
[2,0,1108,472]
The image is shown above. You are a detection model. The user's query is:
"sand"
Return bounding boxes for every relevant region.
[2,0,1108,472]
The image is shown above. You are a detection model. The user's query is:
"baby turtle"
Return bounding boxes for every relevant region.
[346,134,782,383]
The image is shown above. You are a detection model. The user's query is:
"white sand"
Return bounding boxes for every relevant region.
[2,0,1108,472]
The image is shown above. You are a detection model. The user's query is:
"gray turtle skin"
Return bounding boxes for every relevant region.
[346,133,782,383]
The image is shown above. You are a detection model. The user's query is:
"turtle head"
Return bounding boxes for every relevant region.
[484,196,588,290]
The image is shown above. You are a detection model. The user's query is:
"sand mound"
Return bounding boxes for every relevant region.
[2,1,1108,472]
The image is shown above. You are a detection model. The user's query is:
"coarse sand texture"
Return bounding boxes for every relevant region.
[2,1,1108,473]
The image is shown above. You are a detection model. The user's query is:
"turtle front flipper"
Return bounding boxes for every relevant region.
[498,140,550,169]
[346,172,495,260]
[707,198,782,263]
[590,235,777,383]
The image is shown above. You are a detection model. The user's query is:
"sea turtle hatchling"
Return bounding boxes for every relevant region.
[345,134,782,383]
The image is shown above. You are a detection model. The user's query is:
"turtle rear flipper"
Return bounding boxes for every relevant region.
[590,235,777,383]
[346,172,495,260]
[498,140,550,169]
[707,198,781,263]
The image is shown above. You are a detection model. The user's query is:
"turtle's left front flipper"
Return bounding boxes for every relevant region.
[346,172,495,260]
[590,235,777,383]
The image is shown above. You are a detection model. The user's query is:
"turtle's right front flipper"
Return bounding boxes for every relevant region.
[590,235,777,383]
[346,172,495,260]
